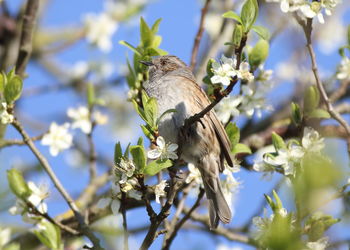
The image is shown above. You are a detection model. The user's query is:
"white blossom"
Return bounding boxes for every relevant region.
[0,102,14,124]
[300,3,325,24]
[67,106,92,134]
[237,62,254,82]
[216,244,243,250]
[306,237,328,250]
[215,96,242,123]
[266,0,341,23]
[41,122,73,157]
[27,181,49,214]
[302,127,324,152]
[240,85,273,118]
[9,181,49,223]
[336,56,350,81]
[211,55,237,86]
[264,145,304,176]
[83,12,118,52]
[147,136,178,160]
[70,61,89,79]
[9,199,26,216]
[0,227,11,247]
[96,197,120,215]
[92,110,108,125]
[154,180,168,203]
[186,163,203,186]
[116,158,136,179]
[222,167,240,209]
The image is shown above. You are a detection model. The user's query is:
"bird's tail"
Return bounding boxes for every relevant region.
[198,158,232,229]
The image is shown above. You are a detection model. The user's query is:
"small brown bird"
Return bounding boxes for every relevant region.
[141,55,233,228]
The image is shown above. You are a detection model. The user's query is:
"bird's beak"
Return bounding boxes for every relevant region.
[139,60,154,67]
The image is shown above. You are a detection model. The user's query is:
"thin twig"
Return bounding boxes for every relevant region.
[0,133,44,148]
[298,16,350,150]
[187,210,256,245]
[140,175,184,250]
[27,201,79,235]
[15,0,39,77]
[190,0,211,70]
[11,119,103,250]
[163,188,204,249]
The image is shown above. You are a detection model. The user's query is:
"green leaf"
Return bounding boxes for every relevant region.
[153,47,168,56]
[0,72,6,93]
[222,11,242,24]
[225,123,240,149]
[144,159,173,176]
[130,145,146,170]
[252,25,270,40]
[206,58,215,77]
[248,39,269,68]
[151,18,162,34]
[132,100,147,122]
[7,68,15,80]
[264,194,276,211]
[124,143,131,158]
[152,35,162,48]
[241,0,259,32]
[304,85,320,113]
[271,132,286,151]
[347,24,350,45]
[140,17,153,47]
[232,24,243,47]
[141,125,155,140]
[145,97,158,128]
[232,143,251,154]
[141,90,149,106]
[86,82,95,108]
[119,40,142,56]
[137,136,144,146]
[156,108,177,125]
[290,102,302,125]
[114,142,123,165]
[4,75,23,104]
[7,169,30,199]
[33,220,61,250]
[307,108,330,119]
[272,190,283,210]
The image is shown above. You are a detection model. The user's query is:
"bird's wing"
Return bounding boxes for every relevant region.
[178,75,234,169]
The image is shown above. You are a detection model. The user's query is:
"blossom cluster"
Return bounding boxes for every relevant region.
[253,127,325,177]
[212,56,274,122]
[41,106,108,157]
[82,0,146,52]
[9,181,49,224]
[265,0,341,24]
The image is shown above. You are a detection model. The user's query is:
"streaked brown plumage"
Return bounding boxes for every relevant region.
[142,55,233,228]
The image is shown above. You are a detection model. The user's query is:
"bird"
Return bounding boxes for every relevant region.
[141,55,233,229]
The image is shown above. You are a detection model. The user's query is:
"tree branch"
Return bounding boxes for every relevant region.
[299,17,350,151]
[190,0,211,70]
[15,0,39,77]
[162,188,204,249]
[140,175,184,250]
[11,119,103,250]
